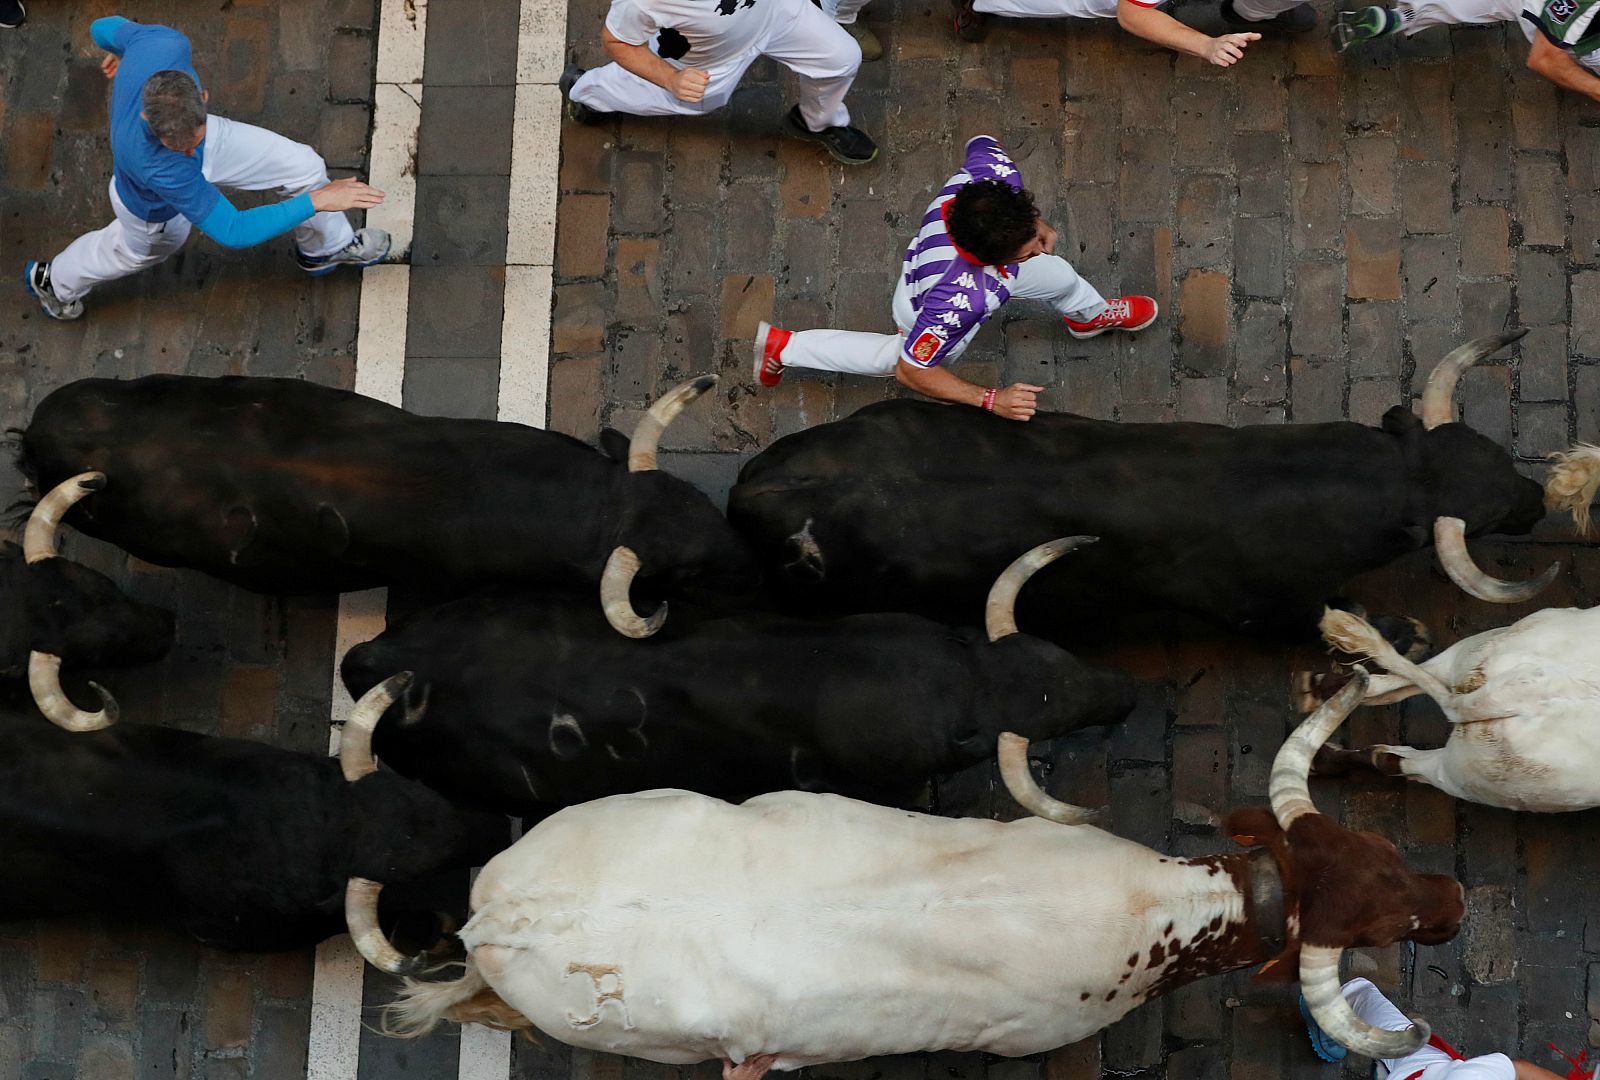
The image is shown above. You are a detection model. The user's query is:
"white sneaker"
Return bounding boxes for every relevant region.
[296,228,391,276]
[23,261,84,321]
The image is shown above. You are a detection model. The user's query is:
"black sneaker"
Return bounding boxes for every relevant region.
[1220,0,1317,32]
[560,63,602,124]
[0,0,24,29]
[952,0,988,42]
[781,105,878,166]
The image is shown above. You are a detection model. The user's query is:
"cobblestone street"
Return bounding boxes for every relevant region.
[2,0,1599,1077]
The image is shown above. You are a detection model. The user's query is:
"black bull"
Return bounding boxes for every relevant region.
[727,396,1548,639]
[339,563,1136,817]
[0,679,503,952]
[18,374,759,611]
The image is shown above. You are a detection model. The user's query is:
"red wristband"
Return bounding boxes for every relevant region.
[982,388,998,412]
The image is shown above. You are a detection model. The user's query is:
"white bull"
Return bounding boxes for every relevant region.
[354,678,1462,1067]
[1317,606,1600,812]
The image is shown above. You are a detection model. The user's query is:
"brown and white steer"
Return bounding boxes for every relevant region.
[357,675,1462,1066]
[1313,606,1600,812]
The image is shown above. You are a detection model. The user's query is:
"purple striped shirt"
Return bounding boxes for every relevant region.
[899,136,1024,369]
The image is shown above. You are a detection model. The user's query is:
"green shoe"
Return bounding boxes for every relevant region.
[1331,6,1401,51]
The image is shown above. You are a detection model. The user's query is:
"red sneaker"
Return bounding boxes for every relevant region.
[753,321,791,387]
[1063,295,1159,339]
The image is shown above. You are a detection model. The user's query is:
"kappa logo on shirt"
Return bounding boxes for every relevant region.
[1548,0,1577,22]
[715,0,756,13]
[910,330,944,363]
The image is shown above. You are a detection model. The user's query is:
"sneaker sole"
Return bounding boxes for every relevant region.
[1067,304,1159,339]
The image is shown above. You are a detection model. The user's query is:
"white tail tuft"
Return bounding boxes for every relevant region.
[380,962,534,1039]
[1546,444,1600,537]
[1318,608,1386,661]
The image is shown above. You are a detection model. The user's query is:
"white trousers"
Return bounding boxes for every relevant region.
[50,114,354,303]
[571,0,860,130]
[782,253,1107,377]
[1395,0,1600,70]
[1340,979,1515,1080]
[973,0,1302,19]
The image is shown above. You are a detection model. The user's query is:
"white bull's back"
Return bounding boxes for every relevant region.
[462,790,1245,1067]
[1419,608,1600,810]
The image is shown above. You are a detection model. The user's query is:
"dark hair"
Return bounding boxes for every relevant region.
[945,180,1039,265]
[142,70,206,147]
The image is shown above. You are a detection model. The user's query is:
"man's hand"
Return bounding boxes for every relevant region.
[309,178,387,213]
[722,1054,780,1080]
[670,68,711,103]
[101,54,120,80]
[992,383,1044,422]
[1204,32,1260,66]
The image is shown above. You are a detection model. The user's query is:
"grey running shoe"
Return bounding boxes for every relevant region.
[1221,0,1318,32]
[781,105,878,166]
[296,228,391,276]
[23,261,84,321]
[1330,5,1401,50]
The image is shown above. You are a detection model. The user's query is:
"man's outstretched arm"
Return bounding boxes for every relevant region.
[1526,33,1600,103]
[1116,0,1261,66]
[895,360,1042,422]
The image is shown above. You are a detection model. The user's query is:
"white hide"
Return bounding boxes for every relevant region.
[461,789,1248,1069]
[1365,607,1600,812]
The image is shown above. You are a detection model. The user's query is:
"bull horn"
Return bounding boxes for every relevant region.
[985,537,1097,642]
[600,545,666,639]
[1433,517,1558,604]
[340,671,413,782]
[997,732,1096,825]
[1419,331,1526,430]
[1300,944,1430,1058]
[1545,444,1600,537]
[628,375,718,472]
[24,472,107,562]
[29,651,118,732]
[1268,670,1370,830]
[341,672,428,976]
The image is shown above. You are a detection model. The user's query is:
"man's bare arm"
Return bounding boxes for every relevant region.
[1512,1060,1569,1080]
[601,26,710,102]
[895,361,1042,421]
[1116,0,1261,66]
[1526,33,1600,103]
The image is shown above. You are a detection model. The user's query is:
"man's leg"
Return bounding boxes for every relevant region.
[1008,253,1159,339]
[764,0,877,164]
[1333,0,1510,49]
[1339,979,1455,1076]
[199,114,363,261]
[570,56,751,118]
[45,178,192,307]
[775,327,906,376]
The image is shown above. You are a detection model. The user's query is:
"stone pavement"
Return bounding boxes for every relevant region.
[1,0,1598,1078]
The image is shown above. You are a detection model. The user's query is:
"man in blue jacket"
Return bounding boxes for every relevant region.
[25,15,388,321]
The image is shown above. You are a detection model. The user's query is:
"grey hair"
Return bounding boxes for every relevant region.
[142,70,206,147]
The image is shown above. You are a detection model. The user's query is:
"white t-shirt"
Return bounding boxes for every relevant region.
[605,0,782,71]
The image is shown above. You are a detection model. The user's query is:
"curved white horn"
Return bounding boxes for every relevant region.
[997,732,1096,825]
[985,537,1097,642]
[600,546,667,639]
[341,672,428,975]
[1300,944,1430,1058]
[346,878,428,975]
[1268,670,1370,830]
[24,472,106,563]
[29,651,119,732]
[1419,331,1526,430]
[628,375,718,472]
[340,671,413,782]
[1433,517,1558,604]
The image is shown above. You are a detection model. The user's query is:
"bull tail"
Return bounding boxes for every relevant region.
[381,960,537,1039]
[1546,443,1600,537]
